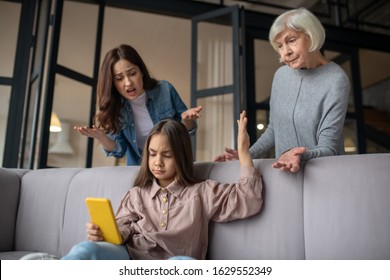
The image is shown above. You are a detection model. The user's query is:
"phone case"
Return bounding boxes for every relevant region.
[85,197,122,245]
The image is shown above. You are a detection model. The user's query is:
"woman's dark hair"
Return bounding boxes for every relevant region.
[95,44,158,133]
[134,119,200,188]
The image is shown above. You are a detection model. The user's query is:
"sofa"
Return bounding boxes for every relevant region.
[1,153,389,260]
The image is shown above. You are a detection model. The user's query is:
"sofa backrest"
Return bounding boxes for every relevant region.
[303,154,390,259]
[207,159,306,259]
[14,168,83,255]
[61,166,139,255]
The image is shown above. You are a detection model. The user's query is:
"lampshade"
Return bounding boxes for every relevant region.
[49,121,74,154]
[50,112,62,132]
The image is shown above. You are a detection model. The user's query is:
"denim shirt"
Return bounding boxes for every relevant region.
[103,80,195,165]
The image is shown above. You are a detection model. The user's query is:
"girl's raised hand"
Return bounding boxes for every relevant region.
[237,111,252,167]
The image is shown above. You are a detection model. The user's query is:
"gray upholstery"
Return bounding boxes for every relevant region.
[0,168,21,253]
[208,160,305,260]
[0,154,389,260]
[303,154,390,259]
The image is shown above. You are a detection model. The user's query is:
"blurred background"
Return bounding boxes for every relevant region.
[1,0,389,169]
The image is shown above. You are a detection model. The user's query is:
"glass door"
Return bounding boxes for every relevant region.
[20,0,52,169]
[38,0,104,168]
[191,5,246,161]
[1,0,37,168]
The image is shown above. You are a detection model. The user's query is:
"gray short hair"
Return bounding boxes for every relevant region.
[269,7,325,52]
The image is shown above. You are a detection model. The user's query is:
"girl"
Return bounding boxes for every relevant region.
[28,111,262,260]
[74,44,202,165]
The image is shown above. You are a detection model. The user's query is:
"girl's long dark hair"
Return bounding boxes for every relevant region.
[134,120,200,188]
[95,44,158,133]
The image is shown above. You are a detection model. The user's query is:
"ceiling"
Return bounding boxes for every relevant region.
[226,0,390,36]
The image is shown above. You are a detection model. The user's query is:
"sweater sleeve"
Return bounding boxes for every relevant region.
[301,70,350,161]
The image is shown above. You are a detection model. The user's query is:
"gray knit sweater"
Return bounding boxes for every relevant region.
[249,61,350,161]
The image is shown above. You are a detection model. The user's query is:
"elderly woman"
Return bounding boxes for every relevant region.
[215,7,350,172]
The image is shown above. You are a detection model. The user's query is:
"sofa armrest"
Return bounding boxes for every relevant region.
[0,168,22,252]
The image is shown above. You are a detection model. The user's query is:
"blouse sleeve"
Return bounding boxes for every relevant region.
[115,190,139,243]
[202,165,263,222]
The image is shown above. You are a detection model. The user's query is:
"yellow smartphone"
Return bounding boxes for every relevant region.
[85,197,122,245]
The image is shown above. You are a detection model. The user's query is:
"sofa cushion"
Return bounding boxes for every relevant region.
[0,250,36,260]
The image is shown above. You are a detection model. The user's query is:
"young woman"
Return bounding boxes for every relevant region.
[24,112,263,260]
[74,44,202,165]
[215,8,350,173]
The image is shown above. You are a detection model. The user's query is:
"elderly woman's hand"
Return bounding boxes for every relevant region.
[272,147,306,172]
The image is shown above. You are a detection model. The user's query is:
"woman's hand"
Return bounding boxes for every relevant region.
[272,147,306,172]
[74,125,105,140]
[181,105,202,120]
[74,125,115,152]
[214,147,239,162]
[86,222,103,242]
[181,106,202,131]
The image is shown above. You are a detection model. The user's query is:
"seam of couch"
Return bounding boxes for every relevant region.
[59,168,85,257]
[301,163,307,260]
